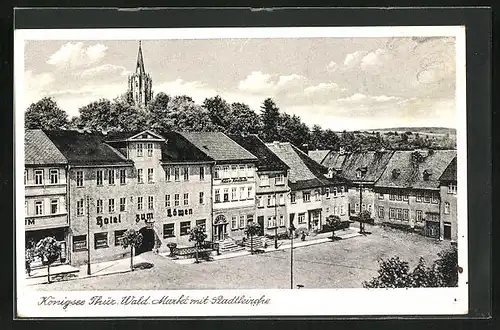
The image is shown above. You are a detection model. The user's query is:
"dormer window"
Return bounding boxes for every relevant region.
[392,169,401,179]
[423,169,432,181]
[356,166,368,179]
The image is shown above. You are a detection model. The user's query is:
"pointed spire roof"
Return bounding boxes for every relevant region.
[136,40,145,74]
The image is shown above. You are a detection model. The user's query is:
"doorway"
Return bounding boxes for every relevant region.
[136,227,155,255]
[443,223,452,240]
[214,215,228,241]
[257,216,265,236]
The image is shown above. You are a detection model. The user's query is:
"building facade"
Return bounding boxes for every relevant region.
[439,157,457,241]
[24,130,69,266]
[127,41,153,108]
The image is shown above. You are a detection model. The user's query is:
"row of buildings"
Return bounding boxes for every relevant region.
[309,148,458,241]
[24,129,351,266]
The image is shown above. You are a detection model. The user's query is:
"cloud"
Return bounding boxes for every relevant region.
[337,93,402,103]
[80,64,130,78]
[47,42,108,68]
[304,82,341,95]
[343,51,368,67]
[238,71,308,94]
[326,61,338,71]
[360,48,390,69]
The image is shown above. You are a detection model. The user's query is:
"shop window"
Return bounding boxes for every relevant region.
[196,219,206,232]
[73,235,87,252]
[50,169,59,184]
[163,223,175,238]
[180,221,191,236]
[114,230,126,246]
[94,232,108,249]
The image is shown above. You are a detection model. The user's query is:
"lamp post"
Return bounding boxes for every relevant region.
[289,222,295,289]
[86,195,91,275]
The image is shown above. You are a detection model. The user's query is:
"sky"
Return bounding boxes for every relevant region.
[23,36,457,131]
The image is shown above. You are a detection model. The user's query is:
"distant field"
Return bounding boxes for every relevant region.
[355,127,457,136]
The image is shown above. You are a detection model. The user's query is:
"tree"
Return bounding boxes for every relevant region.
[358,209,372,234]
[25,97,69,130]
[310,125,324,149]
[363,257,412,288]
[202,95,231,131]
[25,241,35,277]
[227,102,262,135]
[188,225,208,263]
[121,229,143,271]
[326,215,342,241]
[322,129,341,150]
[260,98,281,142]
[279,113,310,148]
[34,237,62,284]
[77,99,115,132]
[434,245,458,287]
[244,221,261,254]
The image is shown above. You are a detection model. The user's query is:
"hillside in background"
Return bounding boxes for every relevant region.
[356,127,457,136]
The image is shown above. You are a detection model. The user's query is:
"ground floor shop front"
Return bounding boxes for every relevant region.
[25,226,69,268]
[212,205,255,241]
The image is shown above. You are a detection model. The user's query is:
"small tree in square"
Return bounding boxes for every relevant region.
[358,209,372,234]
[326,215,342,241]
[244,221,261,254]
[34,237,61,284]
[189,225,208,263]
[121,229,143,271]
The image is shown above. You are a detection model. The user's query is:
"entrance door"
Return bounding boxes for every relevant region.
[426,222,440,239]
[136,227,155,255]
[214,224,227,241]
[257,216,265,236]
[444,223,452,240]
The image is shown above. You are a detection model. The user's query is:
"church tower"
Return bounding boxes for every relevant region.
[127,41,153,108]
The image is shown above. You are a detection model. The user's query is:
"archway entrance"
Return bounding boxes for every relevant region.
[213,215,228,241]
[136,227,155,255]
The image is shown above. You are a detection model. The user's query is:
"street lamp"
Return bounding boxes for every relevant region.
[289,221,295,289]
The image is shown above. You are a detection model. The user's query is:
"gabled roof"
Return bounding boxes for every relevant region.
[25,129,67,165]
[43,130,132,166]
[228,134,289,172]
[308,150,330,164]
[158,132,214,163]
[375,150,457,190]
[327,150,395,183]
[321,151,348,171]
[178,132,258,163]
[266,142,347,190]
[439,156,457,182]
[105,130,165,142]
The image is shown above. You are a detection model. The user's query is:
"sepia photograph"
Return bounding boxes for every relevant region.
[15,25,468,317]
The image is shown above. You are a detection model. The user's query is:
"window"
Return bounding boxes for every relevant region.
[389,208,396,219]
[108,199,115,213]
[396,193,402,201]
[76,199,84,216]
[94,232,108,249]
[196,219,206,232]
[231,216,237,230]
[147,168,154,183]
[355,203,360,213]
[49,169,59,184]
[35,200,43,215]
[174,194,180,207]
[105,169,114,185]
[279,215,285,227]
[247,214,254,224]
[403,209,409,221]
[165,168,171,181]
[137,143,143,157]
[267,195,275,207]
[247,186,253,199]
[223,189,229,202]
[448,183,457,195]
[268,216,276,228]
[50,199,59,214]
[362,204,366,211]
[148,196,154,210]
[257,196,264,208]
[239,215,245,228]
[341,186,345,196]
[73,235,87,252]
[397,208,402,220]
[314,190,321,201]
[199,192,204,204]
[276,174,285,185]
[260,174,269,186]
[424,193,430,203]
[24,170,27,185]
[416,192,422,202]
[222,166,229,178]
[34,170,44,185]
[137,169,144,184]
[378,193,384,200]
[165,194,171,207]
[246,165,253,177]
[180,221,191,236]
[444,202,450,214]
[147,143,153,157]
[333,206,338,215]
[119,197,126,212]
[231,188,237,201]
[239,165,245,177]
[416,210,423,222]
[183,167,189,181]
[389,193,395,201]
[303,192,311,202]
[163,223,175,238]
[231,166,238,178]
[96,199,103,214]
[403,193,409,201]
[119,169,126,185]
[25,201,27,215]
[290,193,296,203]
[340,205,345,215]
[137,197,143,211]
[215,189,220,203]
[174,168,180,181]
[199,167,205,181]
[114,230,126,246]
[298,213,305,224]
[325,188,330,198]
[332,187,338,197]
[214,167,220,180]
[279,194,285,205]
[239,187,245,200]
[183,193,189,206]
[378,206,385,218]
[431,192,439,204]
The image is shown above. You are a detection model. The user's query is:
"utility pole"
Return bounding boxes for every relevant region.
[86,195,91,275]
[359,182,363,234]
[274,190,278,249]
[290,222,295,289]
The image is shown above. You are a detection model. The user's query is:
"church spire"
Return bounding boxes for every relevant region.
[136,40,145,74]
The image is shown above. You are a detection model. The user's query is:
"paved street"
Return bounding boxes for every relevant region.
[31,225,452,290]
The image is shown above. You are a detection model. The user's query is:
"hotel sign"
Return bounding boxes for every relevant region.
[97,214,122,228]
[167,208,193,217]
[136,213,154,223]
[25,215,69,231]
[221,177,248,183]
